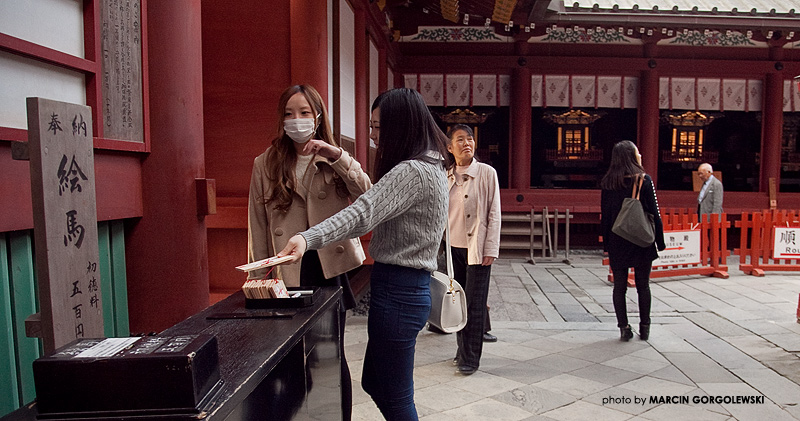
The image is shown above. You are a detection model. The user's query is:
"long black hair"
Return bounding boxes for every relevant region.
[600,140,645,191]
[372,88,451,180]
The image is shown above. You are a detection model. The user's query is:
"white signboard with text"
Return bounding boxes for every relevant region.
[773,227,800,259]
[654,230,701,266]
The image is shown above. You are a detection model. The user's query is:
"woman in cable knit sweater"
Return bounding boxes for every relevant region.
[280,88,451,420]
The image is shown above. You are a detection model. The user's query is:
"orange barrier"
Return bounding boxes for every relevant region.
[735,210,800,276]
[604,209,730,285]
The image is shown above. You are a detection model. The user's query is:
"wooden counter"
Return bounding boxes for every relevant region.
[2,287,343,421]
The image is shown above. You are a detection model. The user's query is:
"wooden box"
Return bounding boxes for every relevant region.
[245,286,319,309]
[33,334,220,417]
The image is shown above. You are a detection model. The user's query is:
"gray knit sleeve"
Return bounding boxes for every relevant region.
[300,161,423,250]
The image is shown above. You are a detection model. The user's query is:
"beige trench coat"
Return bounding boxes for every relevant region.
[247,148,371,285]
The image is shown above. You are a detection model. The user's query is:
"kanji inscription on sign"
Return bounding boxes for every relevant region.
[27,97,104,353]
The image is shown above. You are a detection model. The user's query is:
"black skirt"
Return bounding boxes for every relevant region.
[300,249,357,311]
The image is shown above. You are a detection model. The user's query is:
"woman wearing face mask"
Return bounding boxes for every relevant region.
[247,84,371,420]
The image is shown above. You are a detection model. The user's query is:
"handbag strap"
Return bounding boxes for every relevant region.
[444,218,455,281]
[632,174,645,200]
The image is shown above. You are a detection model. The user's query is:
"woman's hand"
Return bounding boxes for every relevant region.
[277,234,308,263]
[303,139,342,161]
[481,256,496,266]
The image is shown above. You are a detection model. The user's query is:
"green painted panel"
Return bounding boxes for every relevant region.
[0,234,21,414]
[8,232,40,405]
[0,221,130,415]
[110,221,130,336]
[97,223,115,338]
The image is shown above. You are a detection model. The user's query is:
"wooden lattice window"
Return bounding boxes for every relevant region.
[674,127,703,160]
[563,128,585,155]
[662,111,714,163]
[546,110,602,160]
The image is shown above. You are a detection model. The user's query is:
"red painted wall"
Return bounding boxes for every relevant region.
[201,0,291,198]
[0,145,142,233]
[125,0,208,333]
[201,0,292,296]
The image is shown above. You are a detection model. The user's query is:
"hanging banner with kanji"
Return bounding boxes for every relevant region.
[27,97,103,353]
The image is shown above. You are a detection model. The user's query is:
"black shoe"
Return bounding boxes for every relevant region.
[452,357,459,366]
[427,323,450,334]
[639,324,650,341]
[456,365,477,375]
[483,332,497,342]
[620,325,633,341]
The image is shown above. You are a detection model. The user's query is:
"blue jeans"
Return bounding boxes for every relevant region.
[361,262,431,420]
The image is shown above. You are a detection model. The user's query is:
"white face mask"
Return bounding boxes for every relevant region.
[284,118,316,143]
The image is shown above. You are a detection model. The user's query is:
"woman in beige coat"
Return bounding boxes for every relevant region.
[247,84,371,420]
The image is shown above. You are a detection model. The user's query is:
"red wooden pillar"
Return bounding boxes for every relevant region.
[126,0,208,333]
[511,67,531,189]
[290,0,328,101]
[760,73,784,192]
[638,69,660,186]
[354,7,369,165]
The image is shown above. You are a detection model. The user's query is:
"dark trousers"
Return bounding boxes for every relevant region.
[361,262,431,421]
[452,247,492,369]
[300,251,353,420]
[611,263,652,328]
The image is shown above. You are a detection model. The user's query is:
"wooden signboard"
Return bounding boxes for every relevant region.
[27,98,104,354]
[101,0,144,142]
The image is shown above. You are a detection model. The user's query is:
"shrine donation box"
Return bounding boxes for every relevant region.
[32,334,221,417]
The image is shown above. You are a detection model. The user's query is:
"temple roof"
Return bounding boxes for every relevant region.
[555,0,800,30]
[384,0,800,34]
[568,0,797,15]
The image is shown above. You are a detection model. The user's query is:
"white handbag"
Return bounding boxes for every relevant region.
[427,221,468,333]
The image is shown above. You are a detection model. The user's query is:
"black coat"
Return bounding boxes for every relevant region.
[601,173,666,268]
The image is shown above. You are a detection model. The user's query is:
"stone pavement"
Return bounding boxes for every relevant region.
[344,252,800,420]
